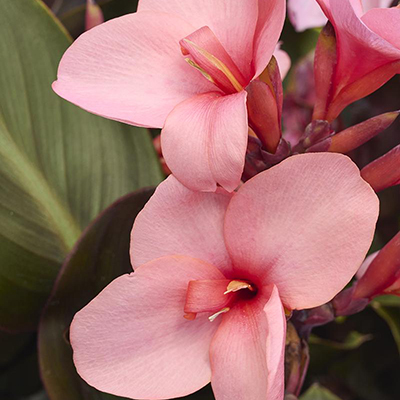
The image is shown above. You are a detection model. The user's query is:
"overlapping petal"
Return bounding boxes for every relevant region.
[70,255,223,399]
[318,0,400,90]
[253,0,286,77]
[130,175,233,276]
[210,285,285,400]
[224,153,379,310]
[161,91,248,192]
[138,0,259,80]
[53,12,216,128]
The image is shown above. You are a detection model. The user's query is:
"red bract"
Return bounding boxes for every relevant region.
[69,154,378,400]
[354,232,400,299]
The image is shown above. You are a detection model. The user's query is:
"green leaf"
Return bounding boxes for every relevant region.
[300,384,342,400]
[309,331,373,351]
[38,189,154,400]
[371,300,400,355]
[0,0,163,331]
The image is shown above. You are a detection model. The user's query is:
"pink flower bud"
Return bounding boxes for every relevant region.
[85,0,104,31]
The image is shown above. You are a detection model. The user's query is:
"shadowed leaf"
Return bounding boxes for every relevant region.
[0,0,162,331]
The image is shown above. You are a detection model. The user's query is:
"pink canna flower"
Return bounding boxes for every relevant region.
[70,153,378,400]
[313,0,400,122]
[53,0,287,192]
[288,0,393,32]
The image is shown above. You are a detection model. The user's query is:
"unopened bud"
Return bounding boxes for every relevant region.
[285,322,310,397]
[329,111,399,154]
[361,145,400,192]
[85,0,104,31]
[354,232,400,299]
[247,56,283,153]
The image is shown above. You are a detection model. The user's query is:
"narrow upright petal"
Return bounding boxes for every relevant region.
[71,256,224,399]
[138,0,259,80]
[224,153,379,310]
[53,12,216,128]
[210,285,285,400]
[253,0,286,77]
[130,176,233,276]
[161,91,248,192]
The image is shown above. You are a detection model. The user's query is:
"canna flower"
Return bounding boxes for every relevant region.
[53,0,286,192]
[288,0,392,32]
[313,0,400,122]
[70,153,378,400]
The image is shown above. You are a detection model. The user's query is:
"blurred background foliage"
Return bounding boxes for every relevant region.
[0,0,399,400]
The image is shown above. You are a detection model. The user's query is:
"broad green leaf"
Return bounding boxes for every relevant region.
[371,300,400,355]
[39,189,215,400]
[300,384,342,400]
[38,189,154,400]
[0,0,162,331]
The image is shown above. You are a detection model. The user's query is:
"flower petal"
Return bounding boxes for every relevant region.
[209,285,285,400]
[130,175,233,276]
[321,0,400,91]
[274,45,291,79]
[288,0,327,32]
[53,12,215,128]
[361,7,400,50]
[253,0,286,77]
[161,91,248,192]
[70,255,223,399]
[224,153,379,310]
[138,0,258,80]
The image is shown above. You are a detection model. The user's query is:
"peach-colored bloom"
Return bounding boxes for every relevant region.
[70,153,378,400]
[53,0,286,192]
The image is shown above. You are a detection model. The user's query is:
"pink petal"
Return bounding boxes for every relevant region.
[288,0,327,32]
[138,0,259,81]
[273,45,291,79]
[253,0,286,77]
[361,7,400,50]
[130,175,233,276]
[53,12,215,128]
[180,26,248,93]
[363,0,393,11]
[161,91,248,192]
[185,279,233,314]
[264,286,286,400]
[356,251,379,280]
[209,285,286,400]
[324,0,400,91]
[224,153,379,310]
[70,255,223,399]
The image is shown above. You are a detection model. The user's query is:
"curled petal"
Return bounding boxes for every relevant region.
[224,153,379,310]
[70,256,223,399]
[138,0,259,81]
[361,145,400,192]
[161,91,248,192]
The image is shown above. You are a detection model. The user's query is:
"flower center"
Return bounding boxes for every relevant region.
[180,26,247,94]
[184,278,257,322]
